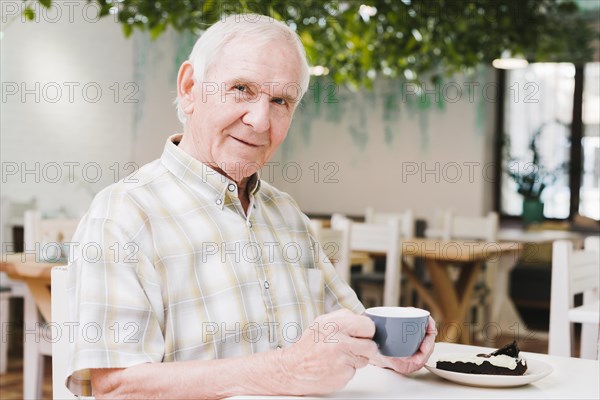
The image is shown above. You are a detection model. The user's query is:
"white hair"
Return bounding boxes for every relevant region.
[175,14,310,124]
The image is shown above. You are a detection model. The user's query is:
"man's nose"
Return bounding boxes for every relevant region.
[241,96,271,133]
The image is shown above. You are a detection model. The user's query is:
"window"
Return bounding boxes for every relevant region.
[498,62,599,221]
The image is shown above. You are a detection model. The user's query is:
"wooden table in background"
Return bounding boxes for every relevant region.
[0,253,57,322]
[1,253,62,400]
[405,239,522,344]
[353,238,523,344]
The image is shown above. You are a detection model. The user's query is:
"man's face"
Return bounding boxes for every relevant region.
[184,38,303,182]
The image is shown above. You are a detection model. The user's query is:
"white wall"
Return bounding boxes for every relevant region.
[1,2,496,223]
[271,76,498,220]
[1,1,181,217]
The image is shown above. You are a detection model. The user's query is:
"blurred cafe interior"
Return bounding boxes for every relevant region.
[0,1,599,399]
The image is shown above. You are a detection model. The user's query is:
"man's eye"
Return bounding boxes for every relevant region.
[272,97,286,105]
[234,84,246,92]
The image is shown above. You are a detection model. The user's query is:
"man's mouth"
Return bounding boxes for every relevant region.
[231,136,261,147]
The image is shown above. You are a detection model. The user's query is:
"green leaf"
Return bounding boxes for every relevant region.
[122,24,133,38]
[150,22,167,40]
[24,7,35,21]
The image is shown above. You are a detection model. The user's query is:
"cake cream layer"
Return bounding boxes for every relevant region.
[436,354,526,370]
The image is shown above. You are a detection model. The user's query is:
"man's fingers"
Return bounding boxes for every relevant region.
[347,337,379,359]
[319,309,375,339]
[338,314,376,339]
[421,317,437,355]
[427,316,438,335]
[354,355,370,369]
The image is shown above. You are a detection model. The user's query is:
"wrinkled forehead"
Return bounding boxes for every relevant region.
[206,34,303,84]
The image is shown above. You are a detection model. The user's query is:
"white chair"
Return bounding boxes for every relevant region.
[364,208,416,305]
[51,266,77,399]
[0,197,36,374]
[549,237,600,359]
[23,210,79,400]
[310,219,352,284]
[332,214,402,307]
[441,211,499,326]
[441,211,499,242]
[0,282,27,375]
[364,207,415,238]
[1,197,38,250]
[423,208,446,238]
[0,287,9,374]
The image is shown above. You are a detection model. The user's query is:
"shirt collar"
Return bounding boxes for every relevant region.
[160,134,261,209]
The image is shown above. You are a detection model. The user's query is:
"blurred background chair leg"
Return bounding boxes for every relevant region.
[0,288,9,374]
[23,290,44,400]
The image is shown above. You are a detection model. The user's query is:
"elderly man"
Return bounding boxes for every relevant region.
[67,14,436,399]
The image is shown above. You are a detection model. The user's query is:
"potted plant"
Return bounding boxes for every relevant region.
[505,121,570,225]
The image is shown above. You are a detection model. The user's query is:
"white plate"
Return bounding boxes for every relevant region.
[425,354,553,388]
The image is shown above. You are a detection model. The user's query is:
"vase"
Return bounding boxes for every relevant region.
[522,199,545,225]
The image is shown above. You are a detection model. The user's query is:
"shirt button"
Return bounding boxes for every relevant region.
[247,221,252,228]
[227,183,236,192]
[276,345,282,350]
[264,281,270,289]
[215,199,223,205]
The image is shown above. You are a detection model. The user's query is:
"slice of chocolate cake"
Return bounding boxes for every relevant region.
[436,341,528,375]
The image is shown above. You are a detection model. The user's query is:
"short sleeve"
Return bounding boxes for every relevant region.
[66,216,164,396]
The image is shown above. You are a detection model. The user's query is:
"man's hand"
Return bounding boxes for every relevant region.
[370,316,437,375]
[278,308,378,396]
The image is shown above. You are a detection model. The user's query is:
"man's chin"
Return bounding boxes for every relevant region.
[217,160,263,182]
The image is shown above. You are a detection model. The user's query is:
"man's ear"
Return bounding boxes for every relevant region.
[177,61,196,115]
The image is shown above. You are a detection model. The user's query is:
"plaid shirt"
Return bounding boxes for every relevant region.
[66,134,363,396]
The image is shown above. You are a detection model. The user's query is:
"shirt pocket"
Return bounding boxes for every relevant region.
[270,263,323,318]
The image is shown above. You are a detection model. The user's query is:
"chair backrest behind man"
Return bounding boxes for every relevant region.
[332,214,402,307]
[24,210,80,262]
[23,210,79,399]
[310,219,352,284]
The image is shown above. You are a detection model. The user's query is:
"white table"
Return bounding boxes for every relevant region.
[233,342,600,399]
